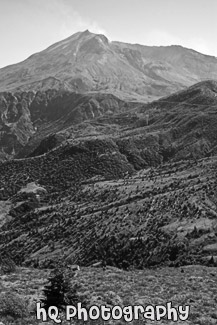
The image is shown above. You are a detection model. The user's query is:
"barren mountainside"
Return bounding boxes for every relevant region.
[1,30,217,101]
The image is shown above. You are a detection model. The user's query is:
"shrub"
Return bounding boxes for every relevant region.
[0,292,27,319]
[0,256,16,274]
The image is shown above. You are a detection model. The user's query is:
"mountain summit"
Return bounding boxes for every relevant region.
[1,30,217,101]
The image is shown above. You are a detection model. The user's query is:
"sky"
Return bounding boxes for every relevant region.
[0,0,217,68]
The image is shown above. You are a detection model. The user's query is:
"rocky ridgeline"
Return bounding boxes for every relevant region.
[0,90,130,159]
[1,80,217,165]
[1,30,217,102]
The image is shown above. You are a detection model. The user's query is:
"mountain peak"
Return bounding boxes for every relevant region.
[78,29,108,42]
[1,31,217,102]
[82,29,91,34]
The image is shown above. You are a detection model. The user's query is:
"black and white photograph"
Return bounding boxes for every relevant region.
[0,0,217,324]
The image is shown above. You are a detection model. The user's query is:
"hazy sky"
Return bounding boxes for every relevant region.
[0,0,217,68]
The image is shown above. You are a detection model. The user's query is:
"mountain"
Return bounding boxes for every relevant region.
[1,29,217,270]
[133,79,217,161]
[1,79,217,161]
[1,30,217,101]
[0,81,217,269]
[1,28,217,325]
[0,90,131,159]
[25,80,217,164]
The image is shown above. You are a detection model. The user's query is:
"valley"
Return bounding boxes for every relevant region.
[0,29,217,325]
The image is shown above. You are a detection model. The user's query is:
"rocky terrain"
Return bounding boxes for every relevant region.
[0,81,217,270]
[0,31,217,325]
[1,79,217,162]
[1,30,217,102]
[0,90,130,159]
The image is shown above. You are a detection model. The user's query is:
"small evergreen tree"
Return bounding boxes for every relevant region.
[41,267,80,311]
[41,269,66,311]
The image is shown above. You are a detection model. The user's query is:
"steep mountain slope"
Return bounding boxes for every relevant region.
[1,30,217,101]
[1,80,217,163]
[135,80,217,159]
[0,89,130,159]
[0,81,217,269]
[26,80,217,165]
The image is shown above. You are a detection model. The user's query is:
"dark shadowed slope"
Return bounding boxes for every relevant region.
[1,80,217,165]
[0,90,130,159]
[29,80,217,166]
[133,80,217,161]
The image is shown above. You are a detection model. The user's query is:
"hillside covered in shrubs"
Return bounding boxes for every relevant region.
[0,81,217,270]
